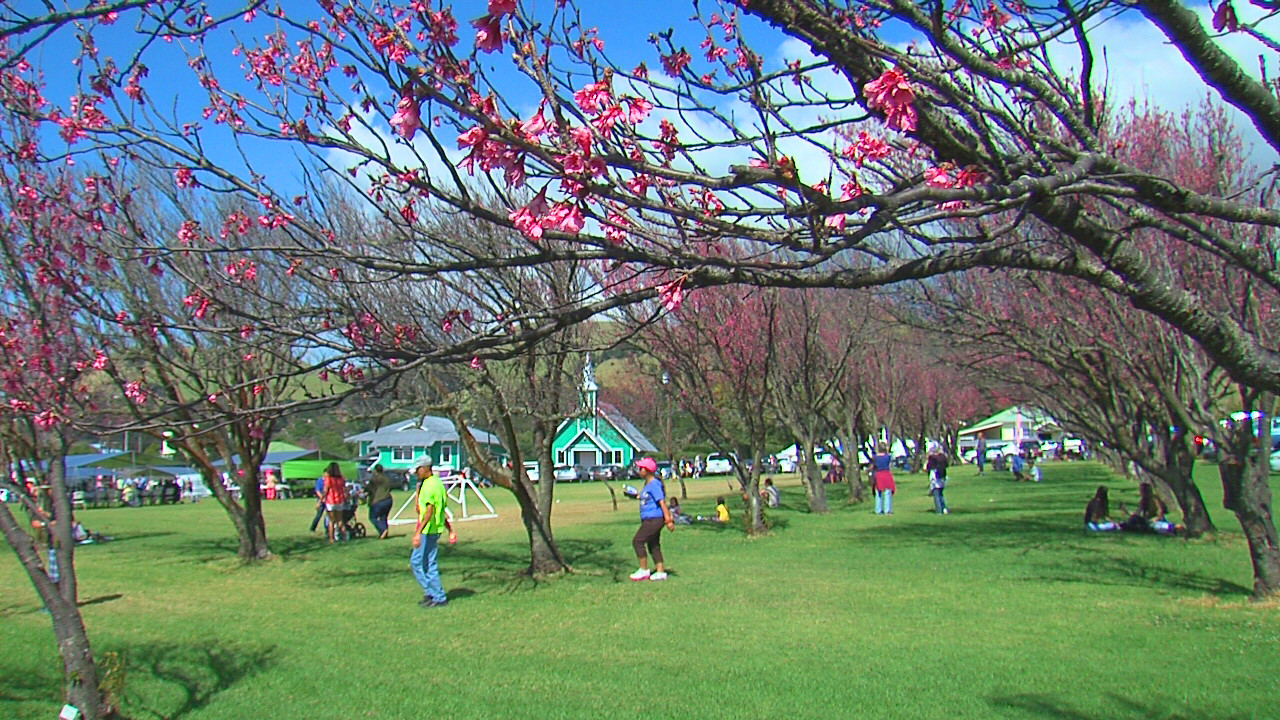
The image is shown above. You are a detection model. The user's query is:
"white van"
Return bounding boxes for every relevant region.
[704,453,733,475]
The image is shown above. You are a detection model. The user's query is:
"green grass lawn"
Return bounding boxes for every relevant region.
[3,462,1278,720]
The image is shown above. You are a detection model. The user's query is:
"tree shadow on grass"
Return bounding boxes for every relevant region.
[988,691,1254,720]
[117,640,275,720]
[0,665,59,710]
[158,534,327,564]
[307,537,635,593]
[850,514,1251,598]
[89,531,177,545]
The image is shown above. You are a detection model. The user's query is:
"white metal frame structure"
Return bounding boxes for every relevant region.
[388,475,498,525]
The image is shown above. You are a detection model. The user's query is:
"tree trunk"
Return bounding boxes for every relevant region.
[521,477,568,575]
[1218,456,1280,599]
[745,471,766,535]
[0,501,116,719]
[522,431,568,576]
[235,469,270,561]
[1151,444,1213,537]
[799,444,829,514]
[840,431,868,505]
[600,477,619,511]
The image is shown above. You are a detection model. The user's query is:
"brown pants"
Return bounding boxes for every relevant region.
[632,518,665,564]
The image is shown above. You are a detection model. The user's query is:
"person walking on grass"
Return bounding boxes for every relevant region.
[309,475,326,533]
[871,442,896,515]
[322,462,349,543]
[975,436,987,475]
[630,457,674,581]
[366,463,394,539]
[926,444,950,515]
[411,455,456,608]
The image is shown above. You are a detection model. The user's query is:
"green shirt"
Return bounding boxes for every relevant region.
[416,474,447,535]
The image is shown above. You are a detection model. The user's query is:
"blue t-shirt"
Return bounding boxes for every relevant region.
[1011,455,1025,473]
[639,479,666,519]
[313,477,325,496]
[873,454,892,472]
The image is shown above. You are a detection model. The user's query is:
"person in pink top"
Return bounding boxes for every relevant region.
[322,462,349,542]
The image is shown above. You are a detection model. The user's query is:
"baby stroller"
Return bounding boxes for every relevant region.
[339,484,368,539]
[325,485,368,540]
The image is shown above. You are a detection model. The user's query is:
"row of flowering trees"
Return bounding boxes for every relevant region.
[3,1,1280,716]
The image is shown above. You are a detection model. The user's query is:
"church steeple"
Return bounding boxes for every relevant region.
[581,353,599,431]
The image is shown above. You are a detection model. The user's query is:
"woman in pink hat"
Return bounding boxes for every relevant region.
[630,457,674,581]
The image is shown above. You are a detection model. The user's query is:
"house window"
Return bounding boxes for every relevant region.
[556,450,566,464]
[440,445,452,463]
[613,450,623,464]
[392,446,414,461]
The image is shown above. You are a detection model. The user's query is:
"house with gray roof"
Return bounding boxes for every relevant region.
[344,415,507,474]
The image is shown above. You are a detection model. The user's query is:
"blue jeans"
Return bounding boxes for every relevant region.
[369,497,393,536]
[410,533,445,604]
[932,487,947,513]
[875,489,893,514]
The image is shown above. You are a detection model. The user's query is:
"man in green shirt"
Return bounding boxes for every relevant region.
[410,455,454,608]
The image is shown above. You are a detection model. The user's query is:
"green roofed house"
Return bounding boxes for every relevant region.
[551,355,658,470]
[957,406,1061,450]
[343,416,507,475]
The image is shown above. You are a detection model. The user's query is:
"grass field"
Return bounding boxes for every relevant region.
[2,462,1278,720]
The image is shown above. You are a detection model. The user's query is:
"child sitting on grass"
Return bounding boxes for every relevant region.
[669,497,692,525]
[696,497,730,523]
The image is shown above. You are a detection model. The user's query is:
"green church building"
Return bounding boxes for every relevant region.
[551,355,658,469]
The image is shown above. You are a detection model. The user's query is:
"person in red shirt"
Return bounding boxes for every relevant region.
[322,462,349,542]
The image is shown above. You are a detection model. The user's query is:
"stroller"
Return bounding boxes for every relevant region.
[340,484,368,539]
[326,485,368,540]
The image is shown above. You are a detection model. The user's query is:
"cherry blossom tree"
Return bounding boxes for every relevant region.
[0,125,124,718]
[641,284,779,532]
[6,0,1280,591]
[912,268,1224,536]
[3,0,1274,390]
[764,287,858,513]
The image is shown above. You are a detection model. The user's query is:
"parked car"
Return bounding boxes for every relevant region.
[654,461,675,480]
[704,453,733,475]
[1271,448,1280,473]
[522,461,540,483]
[961,444,1008,464]
[1002,440,1042,459]
[590,464,623,481]
[553,465,589,482]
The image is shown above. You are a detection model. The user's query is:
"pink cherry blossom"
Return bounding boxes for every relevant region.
[924,166,953,188]
[574,80,612,114]
[489,0,517,16]
[472,14,503,53]
[661,50,692,77]
[658,279,686,313]
[457,125,487,148]
[520,109,549,139]
[510,187,550,241]
[546,202,584,234]
[390,94,422,140]
[470,356,484,369]
[124,380,148,404]
[624,96,652,124]
[174,166,196,188]
[863,68,917,133]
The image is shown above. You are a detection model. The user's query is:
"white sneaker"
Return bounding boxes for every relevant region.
[943,509,949,514]
[629,568,651,581]
[650,571,668,581]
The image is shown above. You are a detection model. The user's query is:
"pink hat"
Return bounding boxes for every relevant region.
[635,457,658,474]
